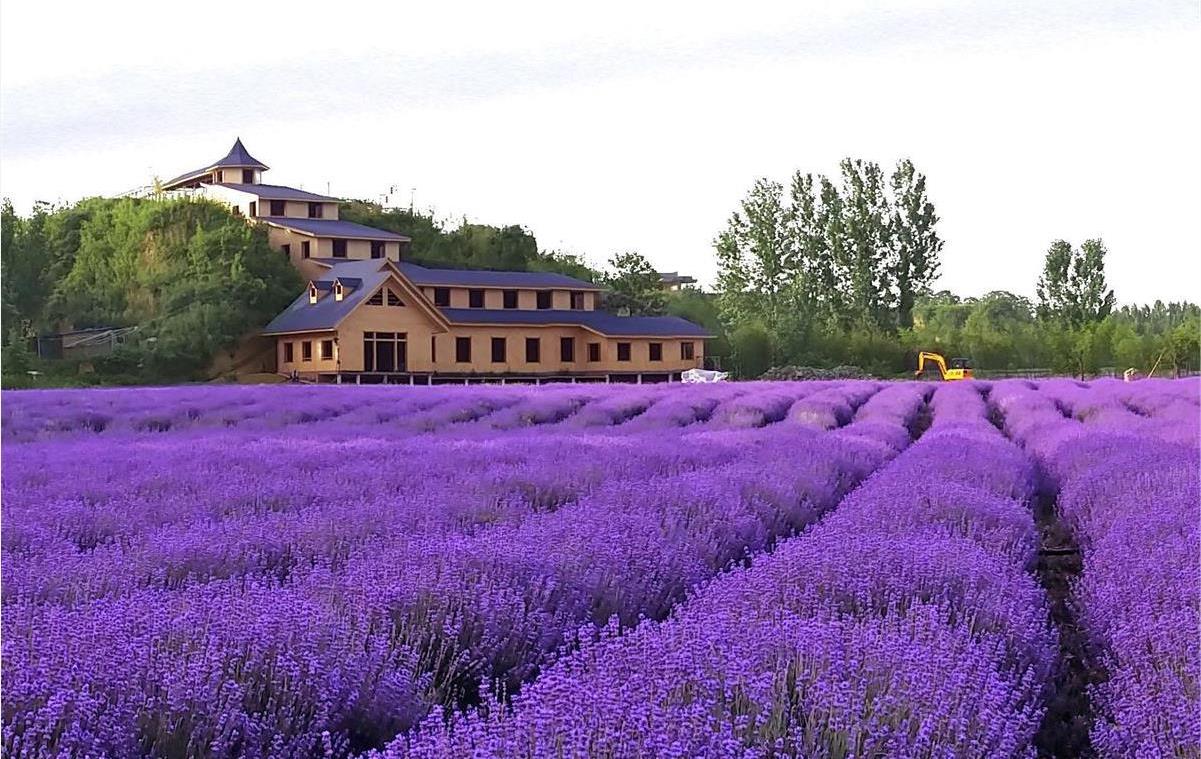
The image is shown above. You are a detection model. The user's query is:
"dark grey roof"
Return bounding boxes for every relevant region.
[214,183,338,202]
[163,138,269,188]
[396,262,602,290]
[265,260,394,335]
[335,277,363,288]
[439,308,712,337]
[264,218,410,241]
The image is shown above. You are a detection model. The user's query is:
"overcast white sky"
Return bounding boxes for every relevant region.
[2,0,1198,304]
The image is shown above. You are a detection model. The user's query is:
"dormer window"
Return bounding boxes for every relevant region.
[334,281,345,301]
[308,283,319,304]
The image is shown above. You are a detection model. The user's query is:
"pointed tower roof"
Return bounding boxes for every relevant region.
[212,138,268,170]
[161,138,269,189]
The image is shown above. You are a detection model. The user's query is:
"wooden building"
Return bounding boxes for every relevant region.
[161,140,711,382]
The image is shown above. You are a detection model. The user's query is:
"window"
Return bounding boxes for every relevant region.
[334,281,345,301]
[242,169,255,183]
[284,342,294,363]
[371,241,385,259]
[649,342,663,362]
[434,288,450,307]
[308,283,319,304]
[681,341,695,360]
[588,342,601,362]
[320,339,334,360]
[387,290,404,306]
[560,337,575,362]
[455,337,471,363]
[249,201,257,217]
[301,241,311,259]
[281,244,291,259]
[468,289,485,308]
[617,342,631,361]
[363,331,407,372]
[217,170,224,182]
[332,239,348,258]
[431,336,437,363]
[367,289,385,306]
[301,341,313,362]
[491,337,506,363]
[503,290,518,309]
[570,291,585,310]
[308,202,323,219]
[269,200,285,216]
[525,337,541,363]
[536,291,552,310]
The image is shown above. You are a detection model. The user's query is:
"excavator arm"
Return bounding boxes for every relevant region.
[915,351,948,380]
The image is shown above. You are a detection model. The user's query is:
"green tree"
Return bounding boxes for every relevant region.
[837,159,893,330]
[601,251,667,316]
[728,322,773,378]
[1036,238,1116,327]
[888,159,943,329]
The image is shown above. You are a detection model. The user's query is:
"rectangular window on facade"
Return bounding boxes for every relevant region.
[302,341,313,361]
[308,202,323,219]
[320,339,334,360]
[281,244,291,259]
[243,169,255,183]
[491,337,506,363]
[431,336,437,363]
[284,342,294,362]
[649,342,663,362]
[249,201,257,217]
[560,337,575,362]
[588,342,601,362]
[269,200,285,216]
[367,289,385,306]
[468,289,485,308]
[536,291,552,310]
[503,290,518,309]
[301,241,311,258]
[525,337,541,363]
[570,291,585,310]
[371,241,385,259]
[455,337,471,363]
[617,342,631,361]
[434,288,450,307]
[681,341,695,360]
[332,239,348,258]
[387,290,404,306]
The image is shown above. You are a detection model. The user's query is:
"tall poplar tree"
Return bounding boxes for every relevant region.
[1036,238,1116,327]
[889,159,943,329]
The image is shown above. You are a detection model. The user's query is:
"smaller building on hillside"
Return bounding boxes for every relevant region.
[658,271,698,291]
[263,259,711,383]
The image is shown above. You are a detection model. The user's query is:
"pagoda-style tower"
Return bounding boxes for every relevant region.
[161,138,269,191]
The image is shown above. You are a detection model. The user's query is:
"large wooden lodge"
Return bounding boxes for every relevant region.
[160,140,710,383]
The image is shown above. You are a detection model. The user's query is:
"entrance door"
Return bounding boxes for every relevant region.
[375,340,395,372]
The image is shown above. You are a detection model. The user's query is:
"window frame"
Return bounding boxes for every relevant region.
[681,341,695,360]
[560,336,575,362]
[301,241,311,259]
[588,342,601,362]
[536,291,552,310]
[491,337,506,363]
[525,337,541,363]
[370,241,385,259]
[320,339,334,360]
[617,342,631,362]
[308,202,323,219]
[468,289,485,308]
[570,291,585,310]
[455,336,471,363]
[649,342,663,362]
[284,342,294,363]
[502,290,519,309]
[301,341,313,362]
[332,239,348,258]
[434,288,451,307]
[269,199,285,216]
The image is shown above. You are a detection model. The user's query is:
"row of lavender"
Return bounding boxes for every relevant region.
[386,382,1058,757]
[993,378,1199,757]
[2,381,928,757]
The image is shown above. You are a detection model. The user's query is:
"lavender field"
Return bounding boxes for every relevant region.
[2,378,1197,758]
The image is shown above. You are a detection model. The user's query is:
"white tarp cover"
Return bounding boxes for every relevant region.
[681,368,729,383]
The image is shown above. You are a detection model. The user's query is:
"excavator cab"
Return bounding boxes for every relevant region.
[914,351,974,381]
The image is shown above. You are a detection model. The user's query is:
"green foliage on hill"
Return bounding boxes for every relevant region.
[2,197,301,385]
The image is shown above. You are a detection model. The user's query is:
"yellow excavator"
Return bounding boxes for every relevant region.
[914,351,974,381]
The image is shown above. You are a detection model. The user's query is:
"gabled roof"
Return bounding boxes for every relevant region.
[263,218,411,241]
[213,183,338,202]
[163,138,269,189]
[263,260,444,335]
[439,308,713,338]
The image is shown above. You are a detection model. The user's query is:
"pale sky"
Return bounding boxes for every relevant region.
[2,0,1199,305]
